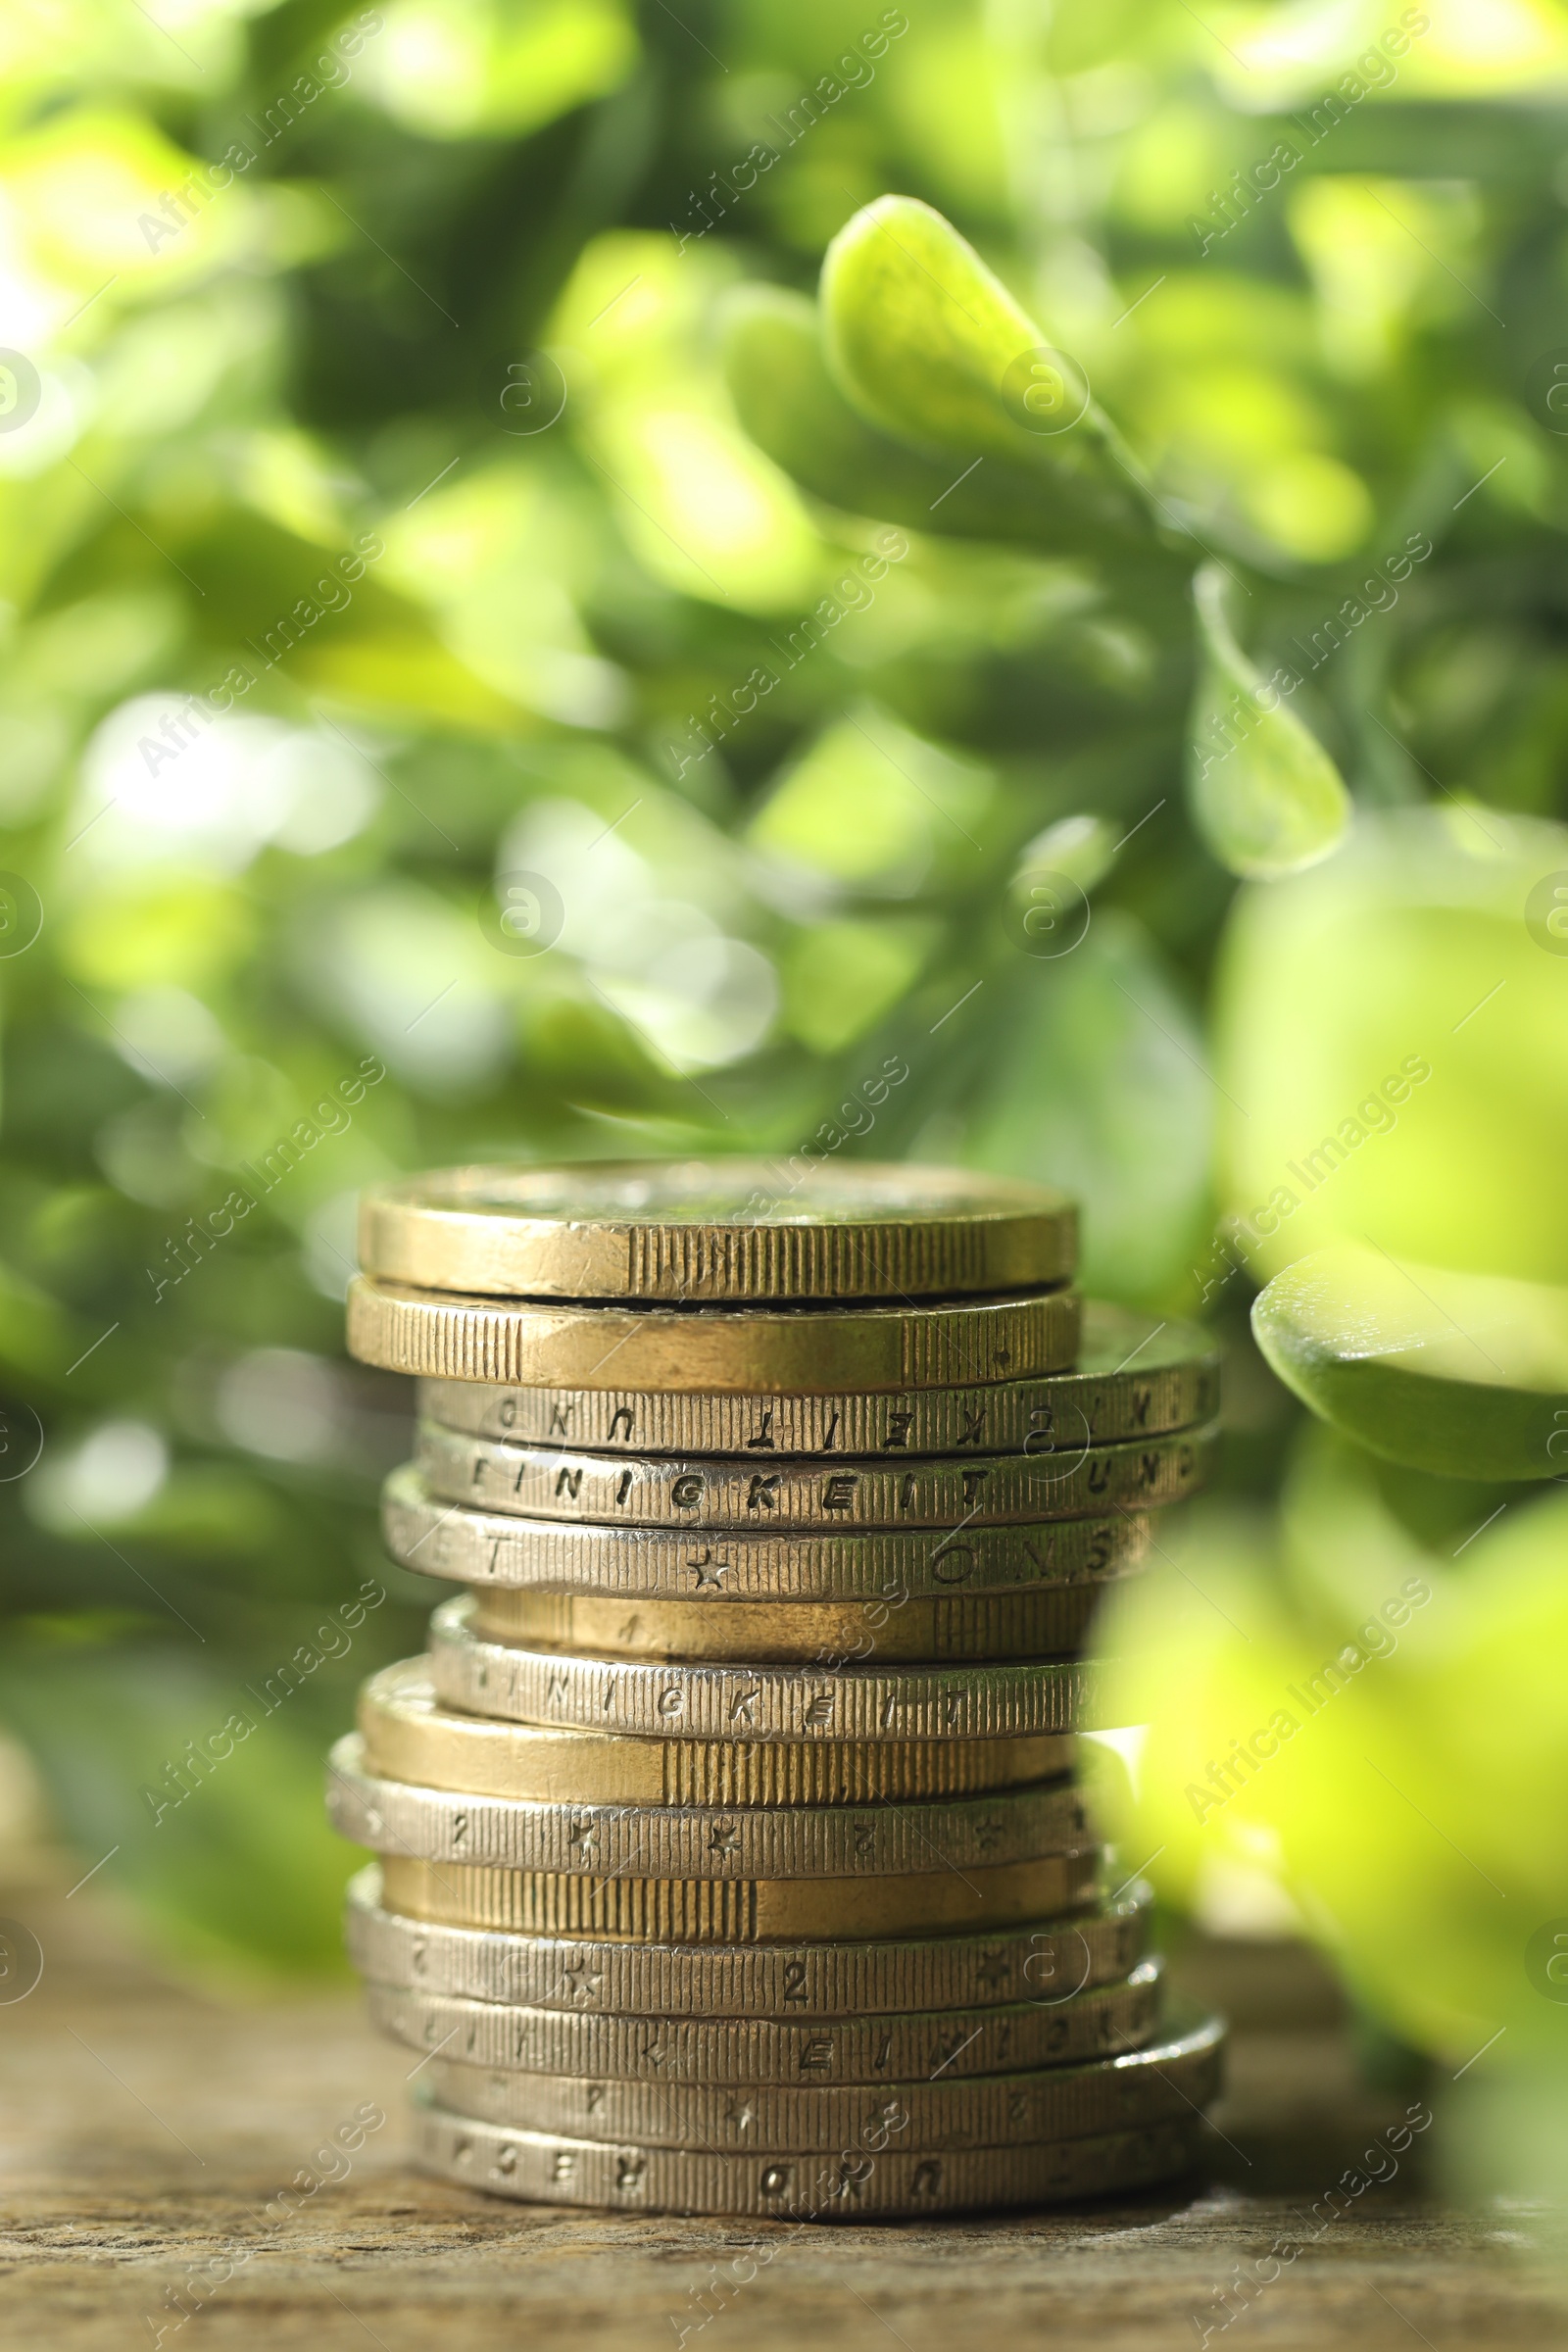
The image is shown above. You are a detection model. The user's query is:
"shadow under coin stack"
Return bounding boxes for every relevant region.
[334,1162,1226,2219]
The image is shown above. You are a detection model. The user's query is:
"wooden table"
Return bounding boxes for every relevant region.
[4,1878,1564,2351]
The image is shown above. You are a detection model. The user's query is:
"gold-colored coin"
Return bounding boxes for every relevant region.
[379,1849,1099,1941]
[422,2012,1224,2148]
[466,1580,1118,1664]
[411,2099,1204,2215]
[358,1159,1076,1303]
[416,1301,1218,1458]
[346,1277,1080,1394]
[359,1661,1074,1804]
[345,1864,1152,2016]
[327,1736,1091,1876]
[383,1464,1150,1600]
[416,1419,1215,1529]
[428,1595,1094,1740]
[360,1958,1165,2081]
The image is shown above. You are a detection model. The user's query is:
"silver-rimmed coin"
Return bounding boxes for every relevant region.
[326,1736,1091,1876]
[411,2099,1206,2214]
[359,1958,1164,2082]
[420,2010,1221,2149]
[344,1865,1152,2015]
[383,1465,1151,1600]
[356,1660,1074,1806]
[412,1420,1216,1530]
[427,1594,1097,1740]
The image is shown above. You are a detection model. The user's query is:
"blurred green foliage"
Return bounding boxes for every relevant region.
[3,0,1568,2182]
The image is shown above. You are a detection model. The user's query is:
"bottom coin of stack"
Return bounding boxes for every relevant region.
[329,1660,1225,2216]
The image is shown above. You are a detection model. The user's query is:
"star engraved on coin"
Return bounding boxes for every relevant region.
[561,1960,603,2004]
[709,1820,741,1857]
[726,2095,759,2133]
[688,1549,731,1589]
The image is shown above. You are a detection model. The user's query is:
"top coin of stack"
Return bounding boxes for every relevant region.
[348,1161,1085,1394]
[355,1158,1081,1303]
[338,1160,1224,2219]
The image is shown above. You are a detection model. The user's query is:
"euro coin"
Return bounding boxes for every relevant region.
[421,2010,1223,2147]
[344,1863,1152,2015]
[410,2100,1205,2215]
[358,1159,1077,1302]
[377,1849,1100,1940]
[414,1419,1215,1529]
[416,1301,1218,1457]
[358,1661,1075,1804]
[326,1735,1092,1876]
[464,1579,1121,1663]
[346,1276,1081,1393]
[360,1957,1165,2082]
[383,1463,1151,1599]
[427,1594,1094,1740]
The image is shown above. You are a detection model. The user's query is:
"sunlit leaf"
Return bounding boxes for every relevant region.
[819,197,1159,551]
[1213,808,1568,1286]
[747,705,991,895]
[1253,1240,1568,1481]
[357,0,637,139]
[723,284,1137,554]
[1010,813,1118,898]
[1098,1479,1568,2065]
[1187,564,1350,878]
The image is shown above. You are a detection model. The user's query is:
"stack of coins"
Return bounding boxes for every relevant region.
[335,1161,1226,2218]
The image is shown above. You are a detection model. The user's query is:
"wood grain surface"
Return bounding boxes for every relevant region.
[4,1872,1566,2352]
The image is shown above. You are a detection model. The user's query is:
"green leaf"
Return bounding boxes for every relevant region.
[1188,565,1350,878]
[818,197,1158,552]
[1252,1241,1568,1481]
[1010,813,1119,899]
[961,911,1214,1306]
[1211,807,1568,1287]
[0,1649,359,1979]
[723,285,1140,556]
